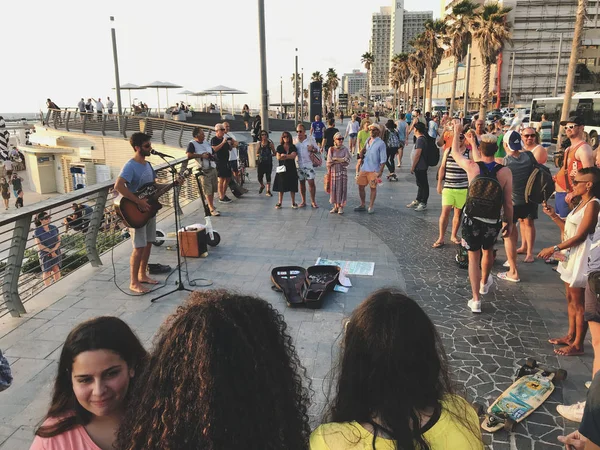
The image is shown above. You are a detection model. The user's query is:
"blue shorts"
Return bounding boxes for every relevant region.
[349,133,357,138]
[555,192,569,219]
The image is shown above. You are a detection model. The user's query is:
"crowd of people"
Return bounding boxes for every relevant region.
[0,288,487,449]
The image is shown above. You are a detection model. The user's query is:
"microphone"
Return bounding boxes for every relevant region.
[150,149,173,158]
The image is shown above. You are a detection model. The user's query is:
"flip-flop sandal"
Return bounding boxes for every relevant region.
[275,203,282,209]
[432,241,445,248]
[497,272,521,283]
[502,260,510,268]
[298,203,307,208]
[312,204,319,209]
[523,258,535,263]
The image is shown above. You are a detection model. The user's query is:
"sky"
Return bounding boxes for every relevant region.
[3,0,441,114]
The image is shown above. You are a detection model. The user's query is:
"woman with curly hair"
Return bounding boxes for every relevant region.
[30,317,147,450]
[311,289,482,450]
[117,290,311,450]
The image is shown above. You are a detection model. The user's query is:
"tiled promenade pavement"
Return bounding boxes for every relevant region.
[0,135,592,449]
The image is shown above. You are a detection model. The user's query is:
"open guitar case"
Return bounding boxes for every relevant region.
[271,265,341,309]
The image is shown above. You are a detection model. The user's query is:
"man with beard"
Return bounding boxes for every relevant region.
[115,132,181,293]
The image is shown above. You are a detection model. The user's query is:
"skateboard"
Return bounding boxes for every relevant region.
[386,174,399,181]
[475,358,567,432]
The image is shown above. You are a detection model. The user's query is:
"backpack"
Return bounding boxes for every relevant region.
[386,129,400,148]
[464,162,504,220]
[424,135,440,167]
[524,151,555,204]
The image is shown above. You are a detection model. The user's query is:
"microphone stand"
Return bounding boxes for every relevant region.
[151,153,194,303]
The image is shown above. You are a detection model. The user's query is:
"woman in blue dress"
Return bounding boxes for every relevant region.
[33,211,62,286]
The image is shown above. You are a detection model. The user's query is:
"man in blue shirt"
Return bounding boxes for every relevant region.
[115,132,182,293]
[310,115,326,147]
[354,124,387,214]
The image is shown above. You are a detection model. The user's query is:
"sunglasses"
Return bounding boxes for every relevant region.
[565,124,579,130]
[572,179,590,185]
[522,134,536,138]
[335,138,344,141]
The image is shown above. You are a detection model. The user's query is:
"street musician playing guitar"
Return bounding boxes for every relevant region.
[115,132,183,293]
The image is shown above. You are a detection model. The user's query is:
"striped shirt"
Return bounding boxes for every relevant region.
[443,147,469,189]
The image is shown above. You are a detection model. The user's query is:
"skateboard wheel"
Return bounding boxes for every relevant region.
[526,358,537,368]
[472,402,485,416]
[504,418,516,432]
[554,369,568,382]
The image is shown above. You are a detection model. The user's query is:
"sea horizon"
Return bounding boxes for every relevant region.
[0,113,39,121]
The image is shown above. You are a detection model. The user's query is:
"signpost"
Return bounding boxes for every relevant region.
[338,93,349,113]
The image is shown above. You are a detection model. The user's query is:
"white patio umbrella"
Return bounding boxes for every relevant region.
[201,85,246,115]
[113,83,147,109]
[228,89,248,115]
[178,89,195,105]
[191,91,210,110]
[142,81,183,111]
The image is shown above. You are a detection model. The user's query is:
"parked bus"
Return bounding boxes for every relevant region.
[530,91,600,149]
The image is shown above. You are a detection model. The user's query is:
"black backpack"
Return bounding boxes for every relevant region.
[424,135,440,167]
[524,151,555,204]
[464,162,504,220]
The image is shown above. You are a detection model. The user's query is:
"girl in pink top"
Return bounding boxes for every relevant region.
[30,317,147,450]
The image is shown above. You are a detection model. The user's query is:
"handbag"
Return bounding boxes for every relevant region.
[276,165,286,173]
[324,171,331,194]
[310,150,323,167]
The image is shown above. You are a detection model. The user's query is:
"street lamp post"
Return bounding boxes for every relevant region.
[110,16,123,116]
[294,49,299,127]
[280,77,283,119]
[258,0,269,132]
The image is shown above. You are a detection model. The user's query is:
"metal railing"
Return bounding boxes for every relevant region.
[42,110,216,148]
[0,157,201,318]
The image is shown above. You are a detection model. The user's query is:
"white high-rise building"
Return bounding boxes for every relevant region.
[370,6,392,96]
[342,70,368,95]
[369,2,432,96]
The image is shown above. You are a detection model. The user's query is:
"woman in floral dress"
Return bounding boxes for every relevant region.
[326,132,351,215]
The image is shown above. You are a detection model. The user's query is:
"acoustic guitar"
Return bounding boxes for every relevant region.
[114,168,192,229]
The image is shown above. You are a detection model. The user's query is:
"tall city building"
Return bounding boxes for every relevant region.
[370,6,392,96]
[369,2,432,96]
[431,0,600,109]
[342,70,368,95]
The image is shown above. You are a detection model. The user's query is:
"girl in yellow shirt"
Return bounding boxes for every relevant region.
[310,288,483,450]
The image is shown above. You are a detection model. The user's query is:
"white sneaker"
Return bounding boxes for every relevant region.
[414,203,427,211]
[479,275,494,295]
[406,200,419,208]
[468,299,482,313]
[557,402,585,422]
[502,260,510,268]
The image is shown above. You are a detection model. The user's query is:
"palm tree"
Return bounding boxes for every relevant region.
[361,52,374,111]
[445,0,479,116]
[390,53,410,114]
[326,68,340,110]
[421,19,448,113]
[471,2,512,118]
[311,71,324,83]
[408,48,426,110]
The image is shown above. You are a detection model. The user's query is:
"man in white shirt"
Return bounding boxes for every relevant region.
[428,115,439,139]
[106,97,115,115]
[186,127,220,216]
[224,122,240,185]
[294,123,318,208]
[95,98,104,121]
[3,159,13,177]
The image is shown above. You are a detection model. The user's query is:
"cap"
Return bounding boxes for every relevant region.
[503,130,522,151]
[559,115,584,126]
